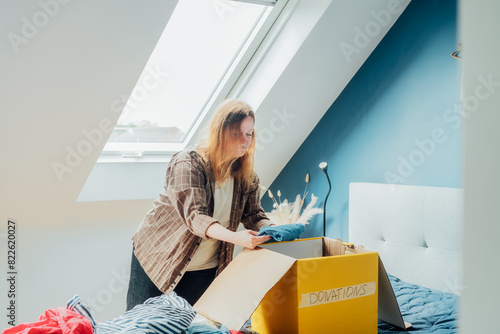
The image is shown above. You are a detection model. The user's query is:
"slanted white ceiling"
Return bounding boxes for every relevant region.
[0,0,410,220]
[0,0,178,225]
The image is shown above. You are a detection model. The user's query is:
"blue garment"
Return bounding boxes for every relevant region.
[258,223,306,243]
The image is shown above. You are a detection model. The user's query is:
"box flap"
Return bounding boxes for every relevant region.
[260,237,323,259]
[378,257,411,329]
[349,246,410,329]
[194,246,297,331]
[322,237,345,256]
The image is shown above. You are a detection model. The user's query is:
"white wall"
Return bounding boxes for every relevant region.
[0,0,177,327]
[459,0,500,332]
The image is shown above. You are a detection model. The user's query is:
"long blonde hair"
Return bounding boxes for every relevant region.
[197,98,256,185]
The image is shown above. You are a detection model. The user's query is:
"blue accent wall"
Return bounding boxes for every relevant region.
[261,0,461,241]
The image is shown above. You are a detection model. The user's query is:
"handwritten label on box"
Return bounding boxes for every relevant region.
[299,282,376,308]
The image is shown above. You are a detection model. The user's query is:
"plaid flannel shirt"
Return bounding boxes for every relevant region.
[132,146,271,294]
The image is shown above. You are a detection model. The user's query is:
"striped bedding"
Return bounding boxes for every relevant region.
[66,293,196,334]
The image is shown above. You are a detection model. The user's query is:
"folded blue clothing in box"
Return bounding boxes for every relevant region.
[258,223,306,243]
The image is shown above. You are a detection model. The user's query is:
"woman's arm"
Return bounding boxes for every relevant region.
[241,174,274,231]
[164,158,219,240]
[206,223,270,249]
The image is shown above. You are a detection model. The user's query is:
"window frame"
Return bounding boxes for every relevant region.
[99,0,289,163]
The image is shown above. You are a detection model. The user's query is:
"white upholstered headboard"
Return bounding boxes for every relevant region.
[349,182,463,293]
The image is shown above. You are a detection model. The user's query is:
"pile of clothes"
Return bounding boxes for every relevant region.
[2,293,258,334]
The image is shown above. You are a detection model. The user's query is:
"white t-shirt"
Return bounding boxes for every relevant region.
[186,177,234,271]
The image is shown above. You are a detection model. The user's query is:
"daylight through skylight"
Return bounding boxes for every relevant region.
[106,0,268,147]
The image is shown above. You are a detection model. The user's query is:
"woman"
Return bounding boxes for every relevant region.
[126,98,272,310]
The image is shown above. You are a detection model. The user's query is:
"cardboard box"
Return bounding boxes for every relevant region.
[195,237,382,333]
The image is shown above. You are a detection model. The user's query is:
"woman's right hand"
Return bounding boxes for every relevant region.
[231,229,271,249]
[206,223,271,249]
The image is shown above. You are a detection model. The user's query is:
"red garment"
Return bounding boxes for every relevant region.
[229,331,243,334]
[2,308,93,334]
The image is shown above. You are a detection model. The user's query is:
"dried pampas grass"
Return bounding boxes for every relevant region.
[265,173,322,226]
[266,192,323,226]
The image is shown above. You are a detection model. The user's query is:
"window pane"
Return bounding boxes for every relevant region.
[109,0,267,144]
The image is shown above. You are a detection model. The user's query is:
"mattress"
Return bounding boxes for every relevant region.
[378,274,459,333]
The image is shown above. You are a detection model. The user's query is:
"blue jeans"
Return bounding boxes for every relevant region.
[126,245,217,310]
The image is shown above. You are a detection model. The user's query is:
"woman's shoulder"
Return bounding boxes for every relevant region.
[170,145,208,170]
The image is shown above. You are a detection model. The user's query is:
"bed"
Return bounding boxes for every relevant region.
[348,182,463,333]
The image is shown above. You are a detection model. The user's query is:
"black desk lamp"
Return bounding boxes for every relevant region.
[319,162,331,237]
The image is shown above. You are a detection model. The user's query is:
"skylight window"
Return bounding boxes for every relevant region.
[102,0,275,157]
